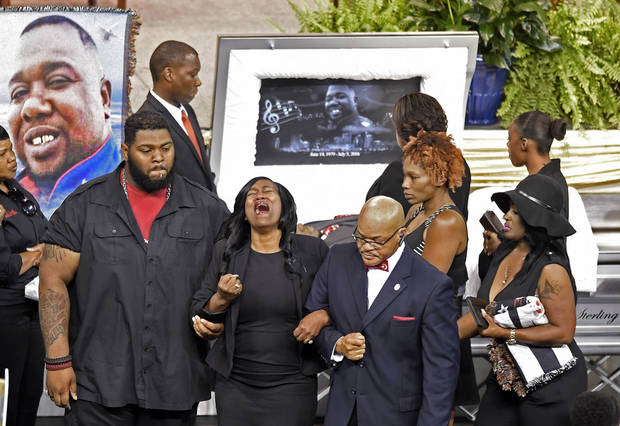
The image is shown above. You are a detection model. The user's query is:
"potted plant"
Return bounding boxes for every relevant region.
[497,0,620,129]
[282,0,561,125]
[408,0,561,125]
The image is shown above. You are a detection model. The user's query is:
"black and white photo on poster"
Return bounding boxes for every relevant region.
[255,78,421,165]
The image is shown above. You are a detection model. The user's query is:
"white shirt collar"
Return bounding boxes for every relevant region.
[372,242,405,273]
[150,90,188,133]
[366,242,406,308]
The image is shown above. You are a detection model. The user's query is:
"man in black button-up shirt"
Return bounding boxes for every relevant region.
[38,112,229,424]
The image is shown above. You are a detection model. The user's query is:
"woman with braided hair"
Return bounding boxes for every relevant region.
[481,111,570,279]
[191,177,329,426]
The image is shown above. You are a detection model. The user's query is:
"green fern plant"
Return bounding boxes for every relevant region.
[284,0,559,68]
[498,0,620,129]
[283,0,418,33]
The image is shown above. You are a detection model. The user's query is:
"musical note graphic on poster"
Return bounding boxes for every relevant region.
[261,99,303,134]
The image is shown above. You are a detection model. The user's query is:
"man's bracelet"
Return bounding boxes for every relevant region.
[44,355,73,370]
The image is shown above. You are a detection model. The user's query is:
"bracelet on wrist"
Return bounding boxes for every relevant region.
[44,354,72,364]
[506,328,517,345]
[45,360,73,371]
[45,354,73,370]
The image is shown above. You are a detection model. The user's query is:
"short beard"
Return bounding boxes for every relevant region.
[126,157,174,192]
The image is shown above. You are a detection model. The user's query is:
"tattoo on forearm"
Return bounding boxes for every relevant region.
[39,287,69,348]
[539,280,559,300]
[42,244,68,263]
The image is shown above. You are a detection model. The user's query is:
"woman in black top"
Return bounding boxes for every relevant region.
[366,93,471,219]
[482,111,569,264]
[0,126,48,426]
[192,177,329,426]
[459,174,586,426]
[400,130,478,414]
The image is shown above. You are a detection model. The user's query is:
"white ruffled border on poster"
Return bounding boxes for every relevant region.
[217,47,470,223]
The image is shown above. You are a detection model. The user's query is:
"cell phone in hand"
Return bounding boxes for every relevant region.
[197,309,226,324]
[465,297,489,329]
[479,210,504,235]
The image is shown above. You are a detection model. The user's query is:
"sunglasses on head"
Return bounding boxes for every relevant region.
[7,185,37,217]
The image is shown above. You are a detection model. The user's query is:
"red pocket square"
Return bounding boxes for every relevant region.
[392,315,416,321]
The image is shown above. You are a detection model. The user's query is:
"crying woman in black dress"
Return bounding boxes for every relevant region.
[192,177,329,426]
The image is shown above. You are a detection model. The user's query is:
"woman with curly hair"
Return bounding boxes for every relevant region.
[191,177,329,426]
[367,92,471,219]
[401,130,478,417]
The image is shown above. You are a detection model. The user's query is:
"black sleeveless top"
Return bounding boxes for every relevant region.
[477,240,586,400]
[478,240,582,359]
[478,240,576,303]
[404,204,468,295]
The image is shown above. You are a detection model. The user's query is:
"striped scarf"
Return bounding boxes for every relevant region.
[489,296,577,396]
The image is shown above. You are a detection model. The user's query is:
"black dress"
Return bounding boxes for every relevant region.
[475,241,587,426]
[404,205,479,405]
[0,179,47,426]
[214,250,317,426]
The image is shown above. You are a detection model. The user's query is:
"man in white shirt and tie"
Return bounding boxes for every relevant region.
[305,196,459,426]
[137,40,217,192]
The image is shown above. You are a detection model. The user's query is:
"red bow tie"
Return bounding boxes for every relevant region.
[365,260,389,272]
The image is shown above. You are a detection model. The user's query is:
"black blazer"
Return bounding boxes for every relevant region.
[137,93,216,192]
[192,234,330,378]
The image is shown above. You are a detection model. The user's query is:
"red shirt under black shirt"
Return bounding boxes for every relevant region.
[122,176,167,244]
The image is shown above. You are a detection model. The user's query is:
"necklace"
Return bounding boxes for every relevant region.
[501,250,528,286]
[121,168,172,245]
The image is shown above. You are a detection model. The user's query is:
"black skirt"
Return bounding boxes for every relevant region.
[214,373,317,426]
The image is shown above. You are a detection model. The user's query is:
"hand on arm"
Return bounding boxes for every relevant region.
[480,264,576,346]
[39,244,80,409]
[206,273,242,312]
[294,309,330,343]
[18,243,45,275]
[192,316,224,340]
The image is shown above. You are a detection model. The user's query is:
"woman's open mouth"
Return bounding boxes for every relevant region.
[254,200,270,215]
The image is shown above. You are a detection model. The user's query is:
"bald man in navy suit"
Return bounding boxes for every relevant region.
[306,196,459,426]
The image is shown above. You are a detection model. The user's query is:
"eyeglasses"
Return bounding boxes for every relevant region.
[352,226,401,249]
[7,185,37,217]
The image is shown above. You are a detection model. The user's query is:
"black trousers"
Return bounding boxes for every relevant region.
[474,363,586,426]
[0,301,45,426]
[64,399,198,426]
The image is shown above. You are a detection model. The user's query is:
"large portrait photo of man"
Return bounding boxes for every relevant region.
[0,10,133,218]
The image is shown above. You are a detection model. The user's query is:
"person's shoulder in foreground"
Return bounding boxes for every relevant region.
[570,391,620,426]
